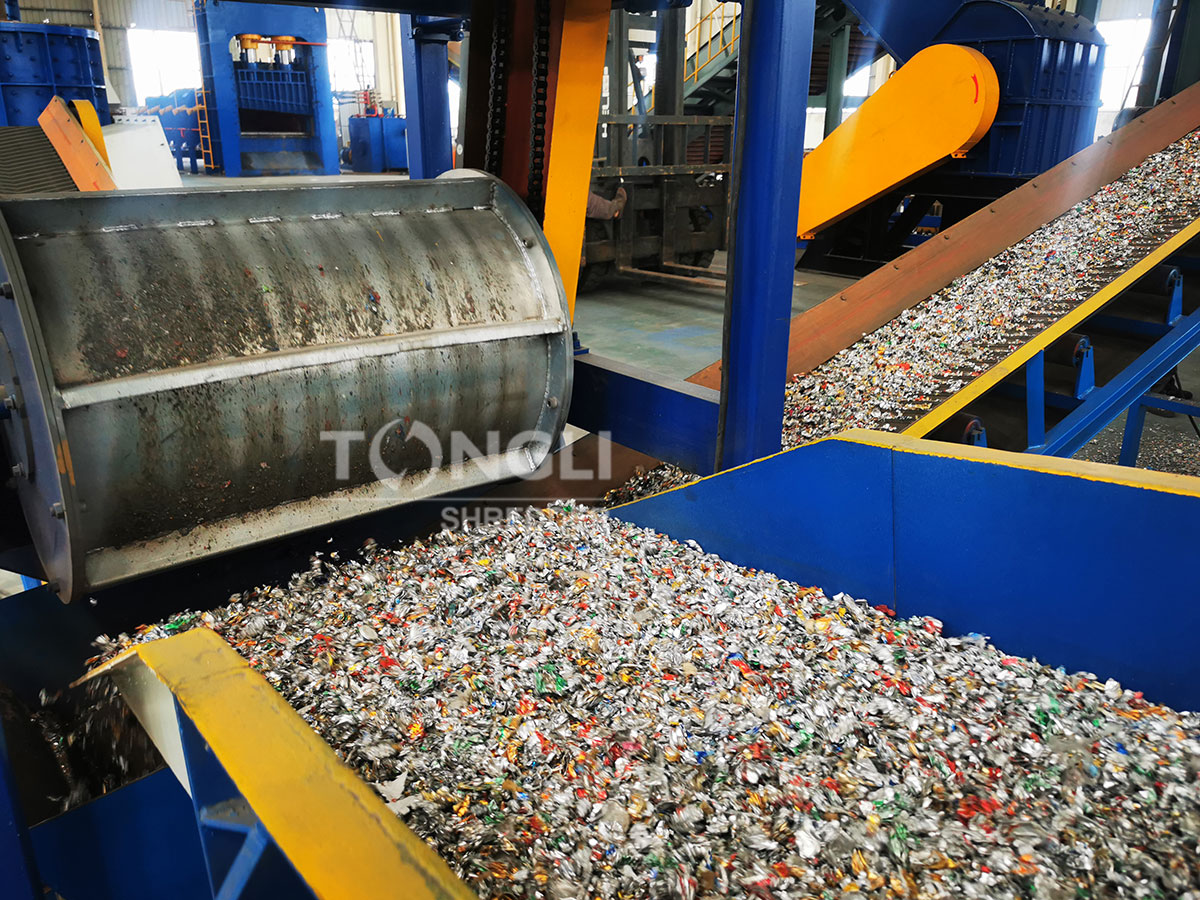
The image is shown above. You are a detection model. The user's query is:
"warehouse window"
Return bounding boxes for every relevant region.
[1095,17,1153,137]
[127,28,202,106]
[327,38,376,93]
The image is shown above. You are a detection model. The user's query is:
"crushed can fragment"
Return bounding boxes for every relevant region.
[85,504,1200,900]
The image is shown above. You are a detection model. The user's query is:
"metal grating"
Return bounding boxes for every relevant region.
[0,127,78,194]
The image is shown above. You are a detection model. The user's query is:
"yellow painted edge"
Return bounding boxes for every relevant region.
[109,628,476,900]
[541,0,611,324]
[903,215,1200,438]
[833,427,1200,499]
[70,99,109,168]
[610,420,1200,511]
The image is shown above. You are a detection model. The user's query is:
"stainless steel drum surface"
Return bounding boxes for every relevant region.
[0,175,572,600]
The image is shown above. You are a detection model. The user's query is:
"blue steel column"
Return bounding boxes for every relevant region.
[400,15,455,179]
[716,0,814,469]
[0,723,40,900]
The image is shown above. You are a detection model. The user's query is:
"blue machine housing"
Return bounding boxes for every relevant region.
[348,113,408,172]
[0,21,109,127]
[194,0,339,176]
[846,0,1104,180]
[935,0,1105,178]
[146,88,204,173]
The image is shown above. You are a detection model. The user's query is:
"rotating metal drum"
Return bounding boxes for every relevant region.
[0,175,572,601]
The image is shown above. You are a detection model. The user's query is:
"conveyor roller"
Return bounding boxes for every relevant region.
[0,175,572,601]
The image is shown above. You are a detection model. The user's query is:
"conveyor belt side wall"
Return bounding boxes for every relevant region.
[618,430,1200,711]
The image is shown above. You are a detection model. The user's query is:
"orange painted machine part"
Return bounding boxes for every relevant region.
[689,81,1200,392]
[541,0,611,321]
[796,44,999,239]
[38,96,116,192]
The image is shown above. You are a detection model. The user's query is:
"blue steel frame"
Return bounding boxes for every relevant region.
[953,269,1200,462]
[23,694,315,900]
[194,0,340,177]
[716,0,814,469]
[175,706,315,899]
[400,14,461,178]
[0,720,38,900]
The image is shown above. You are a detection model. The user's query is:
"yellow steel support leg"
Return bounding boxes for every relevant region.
[541,0,610,323]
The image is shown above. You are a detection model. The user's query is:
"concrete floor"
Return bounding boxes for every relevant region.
[575,256,1200,477]
[574,253,854,380]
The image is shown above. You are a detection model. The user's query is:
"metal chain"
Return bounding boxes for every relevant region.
[527,0,552,222]
[483,1,509,176]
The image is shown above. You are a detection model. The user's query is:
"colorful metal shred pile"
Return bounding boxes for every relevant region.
[93,505,1200,899]
[783,129,1200,446]
[606,130,1200,505]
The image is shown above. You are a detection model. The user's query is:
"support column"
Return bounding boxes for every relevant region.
[716,0,814,469]
[1136,0,1178,108]
[824,24,848,138]
[541,0,611,321]
[654,5,686,164]
[607,10,628,167]
[401,15,456,178]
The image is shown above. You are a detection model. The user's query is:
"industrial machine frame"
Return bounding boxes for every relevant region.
[2,1,1200,898]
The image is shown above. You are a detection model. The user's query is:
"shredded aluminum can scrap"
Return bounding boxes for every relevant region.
[90,505,1200,900]
[606,129,1200,506]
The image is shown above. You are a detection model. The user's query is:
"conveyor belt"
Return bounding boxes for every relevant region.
[688,81,1200,392]
[904,219,1200,442]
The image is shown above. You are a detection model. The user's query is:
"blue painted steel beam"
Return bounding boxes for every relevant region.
[401,14,455,179]
[1119,404,1148,467]
[1141,392,1200,416]
[1034,305,1200,458]
[1119,391,1200,466]
[1025,350,1045,448]
[716,0,813,470]
[569,355,719,475]
[0,722,39,900]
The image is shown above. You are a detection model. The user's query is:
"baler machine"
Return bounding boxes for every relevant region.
[0,1,1198,899]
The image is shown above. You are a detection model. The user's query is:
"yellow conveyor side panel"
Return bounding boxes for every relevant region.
[90,628,477,900]
[797,44,999,240]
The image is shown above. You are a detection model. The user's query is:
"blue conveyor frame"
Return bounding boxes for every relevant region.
[959,264,1200,463]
